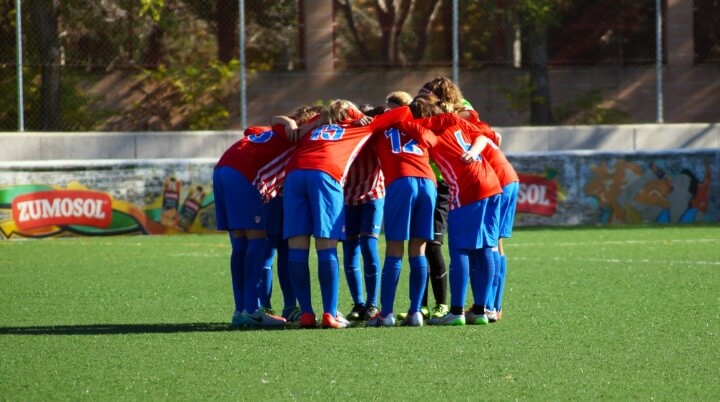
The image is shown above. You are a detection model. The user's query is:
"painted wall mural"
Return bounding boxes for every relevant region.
[509,149,719,226]
[1,149,718,239]
[0,161,218,239]
[582,159,712,224]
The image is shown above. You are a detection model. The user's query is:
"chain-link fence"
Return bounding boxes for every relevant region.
[1,0,718,132]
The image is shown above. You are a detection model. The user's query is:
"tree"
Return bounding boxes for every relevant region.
[215,0,238,63]
[31,0,61,130]
[335,0,443,67]
[514,0,556,125]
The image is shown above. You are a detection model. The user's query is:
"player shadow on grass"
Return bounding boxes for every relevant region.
[0,322,365,335]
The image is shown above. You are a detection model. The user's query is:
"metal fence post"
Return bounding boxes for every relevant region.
[656,0,664,124]
[15,0,24,132]
[239,0,247,129]
[452,0,459,85]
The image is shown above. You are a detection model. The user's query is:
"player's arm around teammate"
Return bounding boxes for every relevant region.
[214,120,305,328]
[400,96,503,326]
[282,100,375,329]
[364,99,440,327]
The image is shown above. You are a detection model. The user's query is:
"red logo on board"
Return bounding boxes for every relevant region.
[517,174,557,217]
[11,190,113,230]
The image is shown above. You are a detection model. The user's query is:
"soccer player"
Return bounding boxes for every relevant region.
[214,117,302,328]
[282,100,375,329]
[255,106,325,322]
[421,77,517,323]
[365,96,438,327]
[397,94,503,326]
[465,124,519,322]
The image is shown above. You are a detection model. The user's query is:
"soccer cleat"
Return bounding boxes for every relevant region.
[261,307,278,316]
[247,308,287,327]
[335,311,351,327]
[430,304,449,319]
[400,311,424,327]
[322,313,349,329]
[465,310,489,325]
[346,303,366,321]
[281,306,302,322]
[230,310,244,327]
[428,312,466,326]
[298,312,317,328]
[364,304,380,319]
[486,309,498,323]
[398,306,429,321]
[366,312,396,327]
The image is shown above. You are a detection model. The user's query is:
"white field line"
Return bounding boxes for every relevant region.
[507,238,718,247]
[511,255,720,266]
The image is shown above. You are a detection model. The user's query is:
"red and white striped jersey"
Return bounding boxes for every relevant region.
[343,145,385,205]
[252,145,296,203]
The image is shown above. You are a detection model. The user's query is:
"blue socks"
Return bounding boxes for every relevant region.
[449,248,470,309]
[229,236,248,312]
[360,236,381,306]
[408,256,428,314]
[243,238,267,313]
[317,248,340,315]
[488,248,502,311]
[342,238,364,305]
[469,247,496,310]
[288,248,312,314]
[275,239,296,310]
[380,256,402,316]
[259,239,276,309]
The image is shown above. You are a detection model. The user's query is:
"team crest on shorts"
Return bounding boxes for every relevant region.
[254,216,262,224]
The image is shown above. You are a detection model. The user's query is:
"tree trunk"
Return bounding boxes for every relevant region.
[408,0,442,65]
[31,0,61,130]
[527,23,553,125]
[216,0,238,63]
[336,0,371,62]
[373,0,398,65]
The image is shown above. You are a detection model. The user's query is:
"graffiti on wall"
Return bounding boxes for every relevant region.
[582,159,713,224]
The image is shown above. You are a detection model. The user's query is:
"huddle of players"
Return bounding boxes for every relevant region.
[213,77,519,329]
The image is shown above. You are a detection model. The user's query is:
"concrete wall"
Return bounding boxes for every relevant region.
[1,123,717,162]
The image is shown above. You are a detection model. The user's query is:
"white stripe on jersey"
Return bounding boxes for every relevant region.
[253,145,296,203]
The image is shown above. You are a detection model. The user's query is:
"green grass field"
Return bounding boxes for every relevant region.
[1,225,719,400]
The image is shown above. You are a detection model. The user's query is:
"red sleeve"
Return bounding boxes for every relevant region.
[345,107,364,121]
[471,120,500,145]
[270,123,292,142]
[420,113,462,132]
[244,125,270,136]
[460,111,500,146]
[461,109,480,123]
[398,118,438,148]
[370,106,410,132]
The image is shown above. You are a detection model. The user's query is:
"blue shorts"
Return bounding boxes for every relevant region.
[345,198,384,237]
[383,177,436,241]
[283,170,345,240]
[448,195,501,249]
[264,196,284,237]
[499,182,519,238]
[213,166,265,231]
